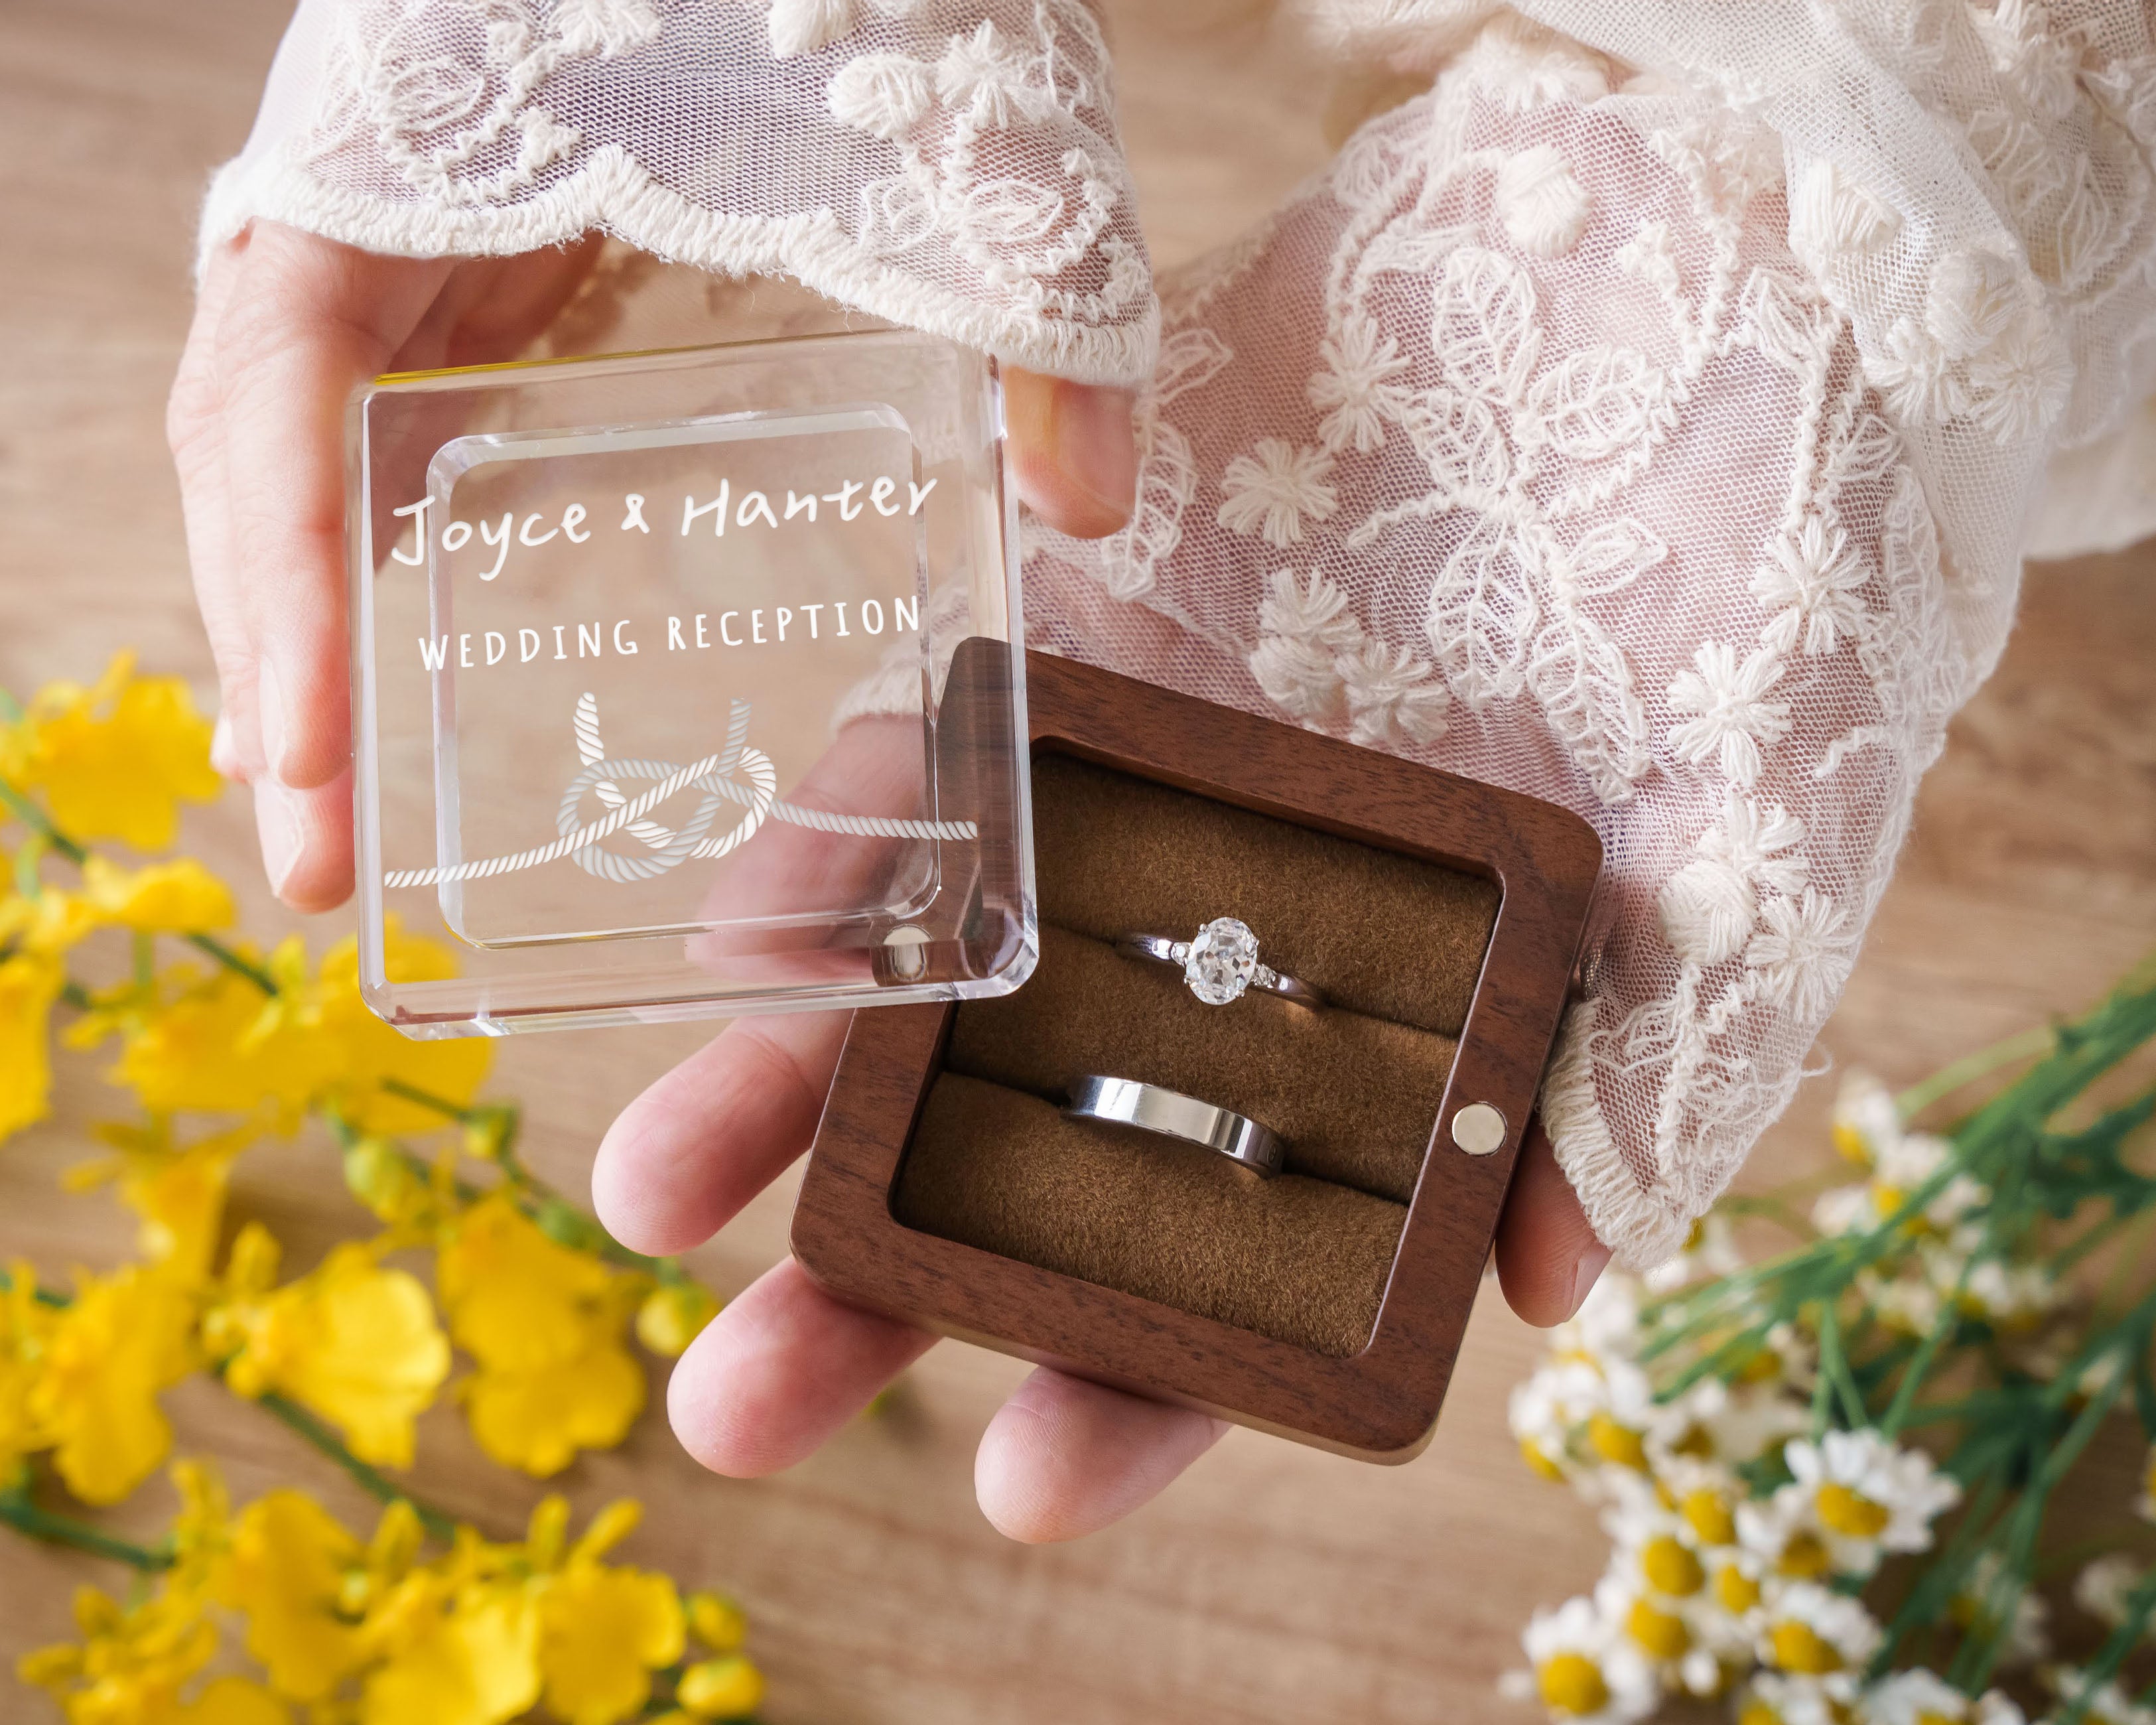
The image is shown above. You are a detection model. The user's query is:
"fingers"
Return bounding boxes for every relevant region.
[1002,368,1137,539]
[1494,1118,1611,1327]
[592,1009,851,1257]
[667,1256,935,1477]
[975,1369,1228,1543]
[250,772,355,917]
[214,227,451,795]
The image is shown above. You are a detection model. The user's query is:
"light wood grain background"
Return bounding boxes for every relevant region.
[2,4,2151,1720]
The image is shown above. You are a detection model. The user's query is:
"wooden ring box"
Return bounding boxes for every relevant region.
[792,647,1601,1460]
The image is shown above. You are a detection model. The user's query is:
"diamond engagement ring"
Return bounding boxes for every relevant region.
[1063,1075,1287,1178]
[1116,917,1325,1009]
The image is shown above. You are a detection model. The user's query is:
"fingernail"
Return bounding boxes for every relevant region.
[1567,1239,1613,1318]
[1053,383,1138,520]
[210,712,243,780]
[257,657,289,784]
[255,780,301,897]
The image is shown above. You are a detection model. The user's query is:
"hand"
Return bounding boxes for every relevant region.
[167,222,1142,911]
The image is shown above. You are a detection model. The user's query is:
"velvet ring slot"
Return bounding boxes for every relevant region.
[791,650,1602,1462]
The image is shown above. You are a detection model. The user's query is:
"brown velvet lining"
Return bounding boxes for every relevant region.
[890,752,1500,1357]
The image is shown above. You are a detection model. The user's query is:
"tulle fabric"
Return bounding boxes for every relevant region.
[202,0,2156,1265]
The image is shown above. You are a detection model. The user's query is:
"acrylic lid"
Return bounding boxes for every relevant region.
[348,329,1036,1038]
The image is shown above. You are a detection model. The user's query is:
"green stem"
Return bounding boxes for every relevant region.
[1896,1025,2056,1123]
[0,779,84,862]
[245,1386,460,1543]
[183,931,277,995]
[0,1492,171,1571]
[380,1075,474,1123]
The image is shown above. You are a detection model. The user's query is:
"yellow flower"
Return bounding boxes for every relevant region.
[0,886,101,955]
[12,654,221,850]
[0,952,64,1142]
[101,943,332,1128]
[72,1119,257,1284]
[80,856,236,934]
[635,1281,720,1357]
[360,1563,541,1725]
[676,1657,764,1720]
[29,1262,196,1504]
[211,1225,450,1468]
[437,1196,646,1477]
[312,924,492,1137]
[0,1260,61,1480]
[685,1594,747,1655]
[529,1497,687,1725]
[219,1489,369,1703]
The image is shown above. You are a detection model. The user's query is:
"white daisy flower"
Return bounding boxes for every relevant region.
[1746,888,1856,1022]
[1503,1595,1660,1723]
[1857,1262,1946,1337]
[1751,516,1869,657]
[2042,1667,2156,1725]
[1510,1358,1605,1480]
[1952,1257,2056,1330]
[1783,1428,1961,1574]
[1741,1669,1861,1725]
[1666,642,1792,786]
[1736,1485,1838,1585]
[1592,1568,1698,1675]
[1308,311,1410,453]
[1863,1667,2026,1725]
[1645,1213,1746,1292]
[2074,1552,2147,1629]
[1831,1071,1903,1169]
[1948,1552,2050,1669]
[1216,439,1339,547]
[1756,1580,1884,1677]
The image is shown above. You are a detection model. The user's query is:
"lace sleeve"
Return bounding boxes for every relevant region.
[1026,1,2156,1268]
[199,0,1158,385]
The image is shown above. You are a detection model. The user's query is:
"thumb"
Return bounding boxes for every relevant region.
[1002,368,1138,539]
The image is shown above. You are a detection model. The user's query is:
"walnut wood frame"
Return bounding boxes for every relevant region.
[791,649,1602,1462]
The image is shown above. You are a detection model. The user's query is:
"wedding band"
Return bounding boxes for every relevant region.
[1116,916,1324,1009]
[1063,1075,1286,1178]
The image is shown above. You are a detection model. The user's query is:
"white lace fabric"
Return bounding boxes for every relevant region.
[205,0,2156,1268]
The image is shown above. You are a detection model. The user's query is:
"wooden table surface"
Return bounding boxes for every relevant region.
[3,4,2151,1720]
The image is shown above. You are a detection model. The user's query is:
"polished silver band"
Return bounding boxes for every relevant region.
[1063,1075,1286,1178]
[1116,925,1325,1010]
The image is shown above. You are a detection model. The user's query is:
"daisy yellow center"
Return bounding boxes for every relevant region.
[1520,1438,1567,1481]
[1815,1482,1892,1538]
[1778,1531,1833,1579]
[1714,1564,1761,1614]
[1538,1653,1610,1716]
[1916,1712,1966,1725]
[1670,1424,1718,1460]
[1831,1120,1871,1165]
[1625,1597,1690,1660]
[1768,1621,1844,1675]
[1587,1413,1647,1470]
[1642,1535,1705,1597]
[1681,1489,1735,1547]
[1738,1703,1783,1725]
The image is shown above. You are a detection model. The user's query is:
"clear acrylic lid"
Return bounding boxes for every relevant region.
[349,329,1035,1038]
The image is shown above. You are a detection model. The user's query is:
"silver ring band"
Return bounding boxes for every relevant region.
[1063,1075,1286,1178]
[1116,920,1325,1010]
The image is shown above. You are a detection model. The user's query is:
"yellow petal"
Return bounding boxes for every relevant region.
[0,954,62,1143]
[538,1564,685,1725]
[31,1263,195,1504]
[82,855,236,933]
[176,1676,292,1725]
[221,1490,367,1703]
[362,1586,541,1725]
[462,1330,646,1478]
[222,1245,450,1468]
[23,659,221,850]
[315,924,491,1136]
[676,1656,764,1720]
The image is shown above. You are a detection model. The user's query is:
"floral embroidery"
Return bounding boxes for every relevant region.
[1666,644,1792,786]
[1745,890,1855,1021]
[1216,441,1340,547]
[1308,312,1411,454]
[1751,517,1867,657]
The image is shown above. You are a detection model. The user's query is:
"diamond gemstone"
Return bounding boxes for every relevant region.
[1184,917,1260,1005]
